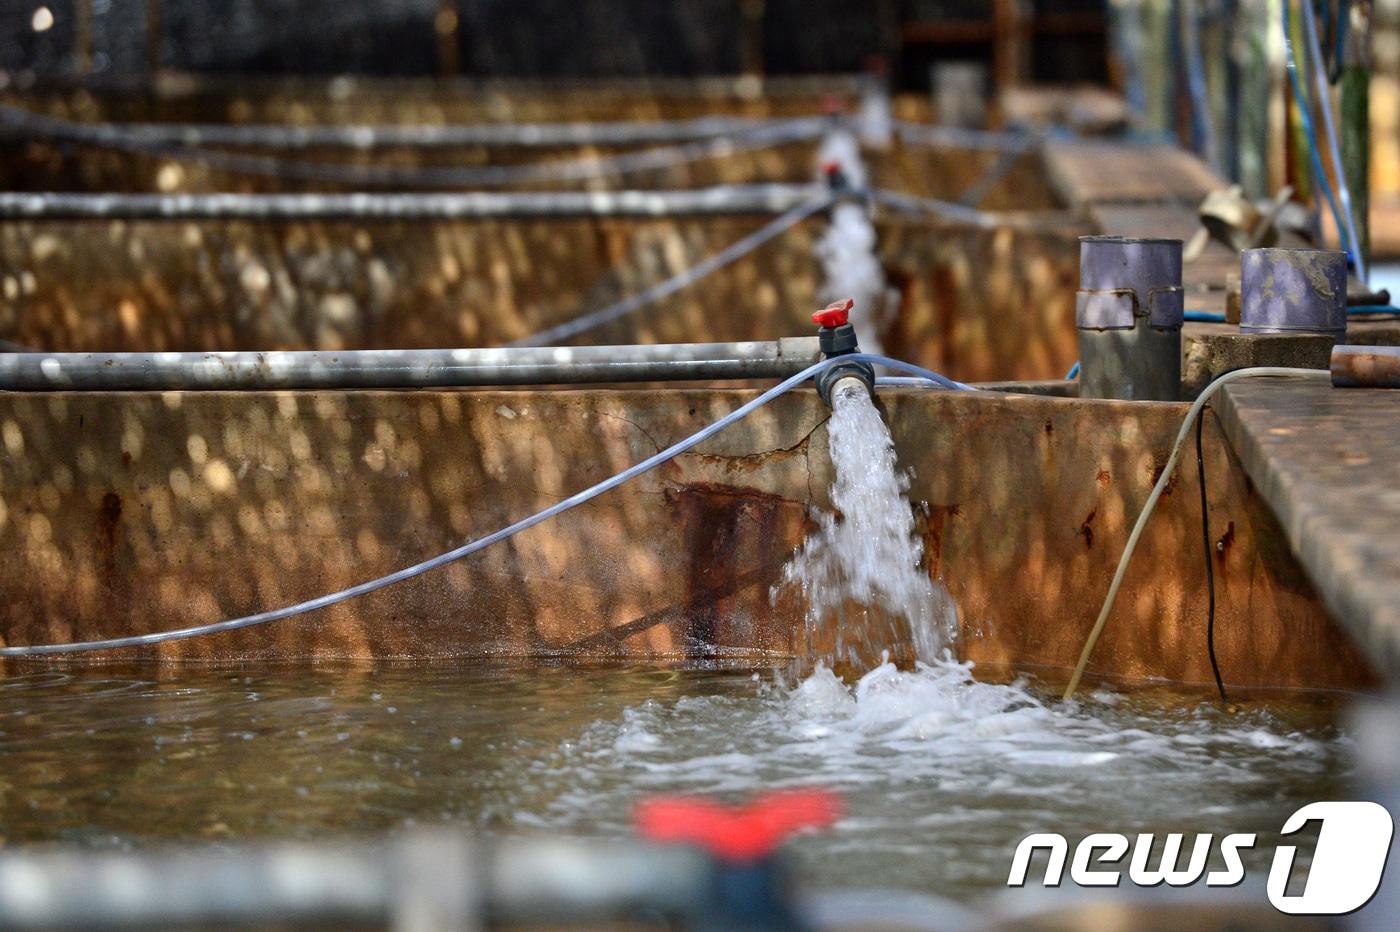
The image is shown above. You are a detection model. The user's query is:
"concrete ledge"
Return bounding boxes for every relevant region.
[1183,326,1337,398]
[1182,320,1400,399]
[1217,379,1400,682]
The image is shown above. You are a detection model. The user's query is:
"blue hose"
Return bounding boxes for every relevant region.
[1299,0,1367,284]
[0,354,971,657]
[1065,361,1080,380]
[1282,1,1356,272]
[1185,310,1227,323]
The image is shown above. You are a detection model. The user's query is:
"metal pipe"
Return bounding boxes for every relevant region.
[1331,345,1400,388]
[0,339,823,391]
[0,833,710,929]
[0,186,822,221]
[1076,235,1184,401]
[1350,697,1400,932]
[0,114,825,149]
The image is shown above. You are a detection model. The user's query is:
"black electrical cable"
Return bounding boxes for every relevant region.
[1196,409,1229,705]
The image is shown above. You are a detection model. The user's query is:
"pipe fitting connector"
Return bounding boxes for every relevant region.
[812,298,874,405]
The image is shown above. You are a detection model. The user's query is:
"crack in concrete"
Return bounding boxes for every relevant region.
[686,415,830,469]
[596,411,664,455]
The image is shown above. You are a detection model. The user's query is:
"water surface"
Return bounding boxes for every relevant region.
[0,660,1348,900]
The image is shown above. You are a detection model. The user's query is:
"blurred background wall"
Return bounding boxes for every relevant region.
[0,0,1108,87]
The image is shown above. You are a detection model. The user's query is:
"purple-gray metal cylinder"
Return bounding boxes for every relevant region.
[1076,235,1184,330]
[1240,247,1347,337]
[1076,236,1183,401]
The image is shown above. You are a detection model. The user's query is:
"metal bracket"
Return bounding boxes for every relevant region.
[1076,289,1136,330]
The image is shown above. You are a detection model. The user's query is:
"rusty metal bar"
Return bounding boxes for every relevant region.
[1331,345,1400,388]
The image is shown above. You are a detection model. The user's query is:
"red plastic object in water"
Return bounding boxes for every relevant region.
[635,788,841,862]
[812,298,854,329]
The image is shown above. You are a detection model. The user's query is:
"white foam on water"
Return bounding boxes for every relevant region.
[533,658,1345,898]
[777,380,956,665]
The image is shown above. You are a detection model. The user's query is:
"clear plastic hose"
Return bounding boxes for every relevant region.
[0,354,972,657]
[1062,366,1331,699]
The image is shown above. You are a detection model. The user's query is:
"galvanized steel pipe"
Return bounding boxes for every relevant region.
[0,185,824,221]
[0,112,826,149]
[0,833,710,929]
[0,339,823,391]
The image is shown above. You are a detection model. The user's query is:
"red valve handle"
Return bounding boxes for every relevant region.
[635,788,841,862]
[812,298,854,329]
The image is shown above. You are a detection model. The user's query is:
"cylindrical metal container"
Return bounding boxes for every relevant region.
[1240,247,1347,337]
[1076,235,1184,401]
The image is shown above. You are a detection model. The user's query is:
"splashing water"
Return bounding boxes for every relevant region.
[538,660,1346,898]
[778,380,956,669]
[745,362,1342,898]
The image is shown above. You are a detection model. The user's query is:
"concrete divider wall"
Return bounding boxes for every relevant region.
[0,386,1373,691]
[0,76,868,124]
[0,216,823,352]
[0,138,1059,205]
[880,216,1085,382]
[0,140,827,194]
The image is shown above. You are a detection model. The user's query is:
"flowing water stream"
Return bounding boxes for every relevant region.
[778,379,955,668]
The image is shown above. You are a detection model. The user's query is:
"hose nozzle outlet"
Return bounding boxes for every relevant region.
[812,298,874,405]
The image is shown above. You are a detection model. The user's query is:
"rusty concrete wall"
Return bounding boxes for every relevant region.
[0,81,1062,205]
[0,76,864,125]
[0,386,1373,692]
[0,216,822,351]
[0,140,827,194]
[880,216,1087,383]
[878,391,1373,692]
[872,147,1061,211]
[0,212,1083,382]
